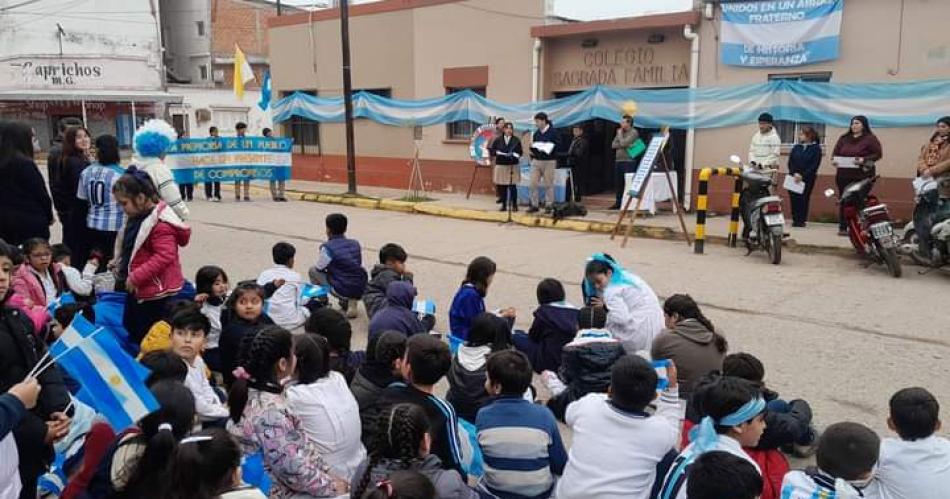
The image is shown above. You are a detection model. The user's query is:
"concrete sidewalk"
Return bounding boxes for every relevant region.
[237,178,855,254]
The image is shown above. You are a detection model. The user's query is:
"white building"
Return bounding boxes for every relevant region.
[0,0,181,149]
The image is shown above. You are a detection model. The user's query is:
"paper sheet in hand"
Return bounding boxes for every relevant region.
[533,141,555,155]
[783,175,805,194]
[833,156,858,169]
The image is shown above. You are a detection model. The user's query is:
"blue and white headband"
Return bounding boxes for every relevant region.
[688,397,767,454]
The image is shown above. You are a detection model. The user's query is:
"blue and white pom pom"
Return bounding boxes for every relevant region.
[133,119,178,158]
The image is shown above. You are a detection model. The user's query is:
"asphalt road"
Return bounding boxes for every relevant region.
[179,197,948,438]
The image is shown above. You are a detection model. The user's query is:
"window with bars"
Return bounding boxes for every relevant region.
[282,91,320,153]
[356,88,392,98]
[768,72,832,145]
[446,87,486,140]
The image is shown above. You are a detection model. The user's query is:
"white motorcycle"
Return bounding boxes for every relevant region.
[901,177,950,270]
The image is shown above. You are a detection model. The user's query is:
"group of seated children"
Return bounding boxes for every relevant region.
[3,215,950,499]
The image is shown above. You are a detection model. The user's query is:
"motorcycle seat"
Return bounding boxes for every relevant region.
[753,196,782,208]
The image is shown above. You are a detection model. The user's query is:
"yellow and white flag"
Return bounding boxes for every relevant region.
[233,44,255,100]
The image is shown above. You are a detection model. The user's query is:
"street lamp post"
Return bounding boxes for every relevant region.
[340,0,358,194]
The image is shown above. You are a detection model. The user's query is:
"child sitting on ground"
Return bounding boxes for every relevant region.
[865,387,950,499]
[351,403,478,499]
[556,355,682,499]
[305,307,365,383]
[657,374,766,499]
[50,302,95,393]
[368,281,432,341]
[168,306,229,425]
[446,312,512,422]
[780,422,880,498]
[351,331,408,447]
[360,470,436,499]
[512,278,579,374]
[165,427,266,499]
[543,305,625,422]
[194,265,229,373]
[686,451,763,499]
[219,282,274,385]
[309,213,368,319]
[368,334,464,476]
[257,242,310,332]
[51,243,97,298]
[449,256,515,342]
[477,350,567,499]
[365,243,421,321]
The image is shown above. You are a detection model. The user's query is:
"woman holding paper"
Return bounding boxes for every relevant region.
[489,122,523,212]
[832,116,883,234]
[787,126,822,227]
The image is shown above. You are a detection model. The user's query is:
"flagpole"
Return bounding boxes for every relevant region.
[340,0,358,194]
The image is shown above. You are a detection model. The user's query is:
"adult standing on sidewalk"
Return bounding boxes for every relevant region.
[787,126,822,227]
[76,134,125,270]
[47,117,82,226]
[264,127,287,202]
[832,115,883,235]
[204,126,222,202]
[60,126,93,261]
[564,124,589,202]
[489,122,522,212]
[0,122,53,245]
[234,122,251,201]
[609,115,640,210]
[491,117,506,204]
[528,112,558,214]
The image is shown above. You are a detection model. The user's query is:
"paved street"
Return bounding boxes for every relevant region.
[181,197,948,438]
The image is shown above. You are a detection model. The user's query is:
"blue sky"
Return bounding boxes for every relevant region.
[275,0,693,21]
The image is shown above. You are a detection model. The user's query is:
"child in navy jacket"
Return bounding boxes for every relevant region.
[449,257,514,342]
[513,278,578,374]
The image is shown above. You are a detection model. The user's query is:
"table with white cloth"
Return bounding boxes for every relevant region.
[621,171,679,214]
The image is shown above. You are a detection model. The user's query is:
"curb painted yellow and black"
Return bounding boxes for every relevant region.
[237,184,854,258]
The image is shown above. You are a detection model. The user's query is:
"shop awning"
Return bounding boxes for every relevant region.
[0,89,184,103]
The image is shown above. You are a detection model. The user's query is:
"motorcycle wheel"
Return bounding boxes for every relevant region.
[768,232,782,265]
[878,242,903,278]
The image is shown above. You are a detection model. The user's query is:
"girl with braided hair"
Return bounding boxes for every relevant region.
[227,326,348,498]
[351,403,478,499]
[652,294,728,401]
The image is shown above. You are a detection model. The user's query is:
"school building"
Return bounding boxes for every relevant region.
[267,0,950,220]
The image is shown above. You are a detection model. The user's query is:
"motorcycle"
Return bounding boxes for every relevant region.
[730,155,785,265]
[901,177,950,270]
[824,162,902,277]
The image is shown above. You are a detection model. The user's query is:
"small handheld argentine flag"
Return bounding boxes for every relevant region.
[300,283,330,302]
[412,299,436,316]
[652,359,671,392]
[50,315,159,431]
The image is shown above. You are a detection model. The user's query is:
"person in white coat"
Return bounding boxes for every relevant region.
[286,333,366,479]
[748,112,781,168]
[583,253,664,355]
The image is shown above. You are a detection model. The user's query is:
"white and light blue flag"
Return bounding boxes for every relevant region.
[50,315,158,431]
[720,0,844,67]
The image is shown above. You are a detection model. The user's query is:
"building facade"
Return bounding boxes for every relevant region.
[0,0,179,151]
[161,0,287,137]
[268,0,950,220]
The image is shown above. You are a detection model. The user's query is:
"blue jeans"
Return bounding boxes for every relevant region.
[615,160,639,205]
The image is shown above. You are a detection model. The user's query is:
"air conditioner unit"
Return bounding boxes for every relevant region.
[212,69,225,83]
[196,108,212,123]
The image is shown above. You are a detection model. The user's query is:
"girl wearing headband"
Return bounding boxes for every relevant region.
[111,166,191,345]
[166,428,266,499]
[657,375,766,499]
[583,253,664,355]
[351,403,478,499]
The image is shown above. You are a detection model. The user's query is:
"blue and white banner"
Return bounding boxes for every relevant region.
[165,136,293,184]
[720,0,843,67]
[272,78,950,131]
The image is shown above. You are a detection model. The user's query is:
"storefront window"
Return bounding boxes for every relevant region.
[445,87,486,140]
[768,73,831,145]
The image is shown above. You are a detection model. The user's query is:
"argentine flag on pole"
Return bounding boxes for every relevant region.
[258,69,272,111]
[234,43,255,100]
[50,315,158,431]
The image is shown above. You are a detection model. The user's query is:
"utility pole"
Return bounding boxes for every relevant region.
[340,0,357,194]
[276,0,281,15]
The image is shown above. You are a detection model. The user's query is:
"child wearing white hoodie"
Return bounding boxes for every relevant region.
[257,242,310,332]
[446,312,512,422]
[781,422,880,499]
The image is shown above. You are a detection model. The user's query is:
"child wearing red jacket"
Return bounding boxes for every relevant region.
[112,167,191,346]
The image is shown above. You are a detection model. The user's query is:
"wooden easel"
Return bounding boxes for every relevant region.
[610,134,692,248]
[405,142,427,199]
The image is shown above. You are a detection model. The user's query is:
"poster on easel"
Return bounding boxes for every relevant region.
[622,134,668,212]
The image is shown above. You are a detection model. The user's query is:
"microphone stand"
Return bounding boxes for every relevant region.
[506,160,515,224]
